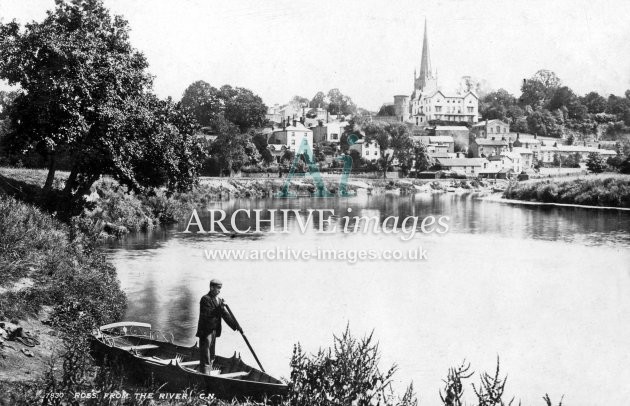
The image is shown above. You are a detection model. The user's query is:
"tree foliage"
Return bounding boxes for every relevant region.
[378,104,397,116]
[363,122,413,178]
[180,81,267,132]
[520,69,561,110]
[0,0,203,212]
[586,152,606,173]
[208,117,258,176]
[309,89,357,116]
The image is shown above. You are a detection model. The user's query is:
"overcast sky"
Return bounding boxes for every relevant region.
[1,0,629,110]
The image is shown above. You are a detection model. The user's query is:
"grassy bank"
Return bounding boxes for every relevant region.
[503,174,630,208]
[1,167,489,237]
[0,194,127,403]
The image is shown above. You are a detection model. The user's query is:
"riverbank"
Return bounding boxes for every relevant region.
[0,194,127,403]
[0,167,497,236]
[503,174,630,209]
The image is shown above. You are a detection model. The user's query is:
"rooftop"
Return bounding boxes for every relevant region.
[475,138,508,146]
[436,157,489,167]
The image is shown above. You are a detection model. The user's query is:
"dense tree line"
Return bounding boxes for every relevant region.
[479,69,630,140]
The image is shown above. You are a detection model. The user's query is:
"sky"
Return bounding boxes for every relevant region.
[1,0,629,111]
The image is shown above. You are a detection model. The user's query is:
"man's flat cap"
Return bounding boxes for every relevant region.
[210,278,223,287]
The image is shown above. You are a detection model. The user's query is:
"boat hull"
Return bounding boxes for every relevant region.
[90,333,287,400]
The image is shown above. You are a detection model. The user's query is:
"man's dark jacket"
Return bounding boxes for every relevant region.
[195,293,238,337]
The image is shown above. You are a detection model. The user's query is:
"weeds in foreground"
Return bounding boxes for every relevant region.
[288,325,417,406]
[440,360,473,406]
[472,357,515,406]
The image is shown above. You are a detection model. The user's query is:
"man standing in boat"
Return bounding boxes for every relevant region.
[196,279,241,374]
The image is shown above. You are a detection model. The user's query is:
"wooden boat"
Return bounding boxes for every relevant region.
[90,321,287,400]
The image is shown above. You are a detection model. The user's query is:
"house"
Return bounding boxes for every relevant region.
[499,151,524,173]
[415,135,455,153]
[433,126,470,152]
[469,137,509,158]
[471,119,510,138]
[325,121,349,143]
[435,157,490,175]
[539,145,617,163]
[511,133,541,156]
[512,147,534,169]
[349,139,381,163]
[268,122,314,155]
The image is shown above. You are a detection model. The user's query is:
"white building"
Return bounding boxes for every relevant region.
[539,145,617,163]
[268,122,314,155]
[349,139,381,163]
[392,20,479,125]
[325,121,349,143]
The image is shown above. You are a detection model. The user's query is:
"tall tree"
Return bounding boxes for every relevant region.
[218,85,267,132]
[480,89,517,121]
[0,0,203,208]
[363,122,413,178]
[327,88,356,116]
[413,142,433,176]
[309,91,328,109]
[208,117,251,176]
[520,69,561,109]
[180,80,221,127]
[581,91,607,114]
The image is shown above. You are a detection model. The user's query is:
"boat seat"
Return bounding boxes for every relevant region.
[217,371,249,378]
[119,344,159,351]
[179,360,200,366]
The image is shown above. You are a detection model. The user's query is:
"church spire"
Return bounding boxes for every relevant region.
[416,18,432,91]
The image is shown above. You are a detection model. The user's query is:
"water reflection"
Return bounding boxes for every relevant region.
[105,193,630,406]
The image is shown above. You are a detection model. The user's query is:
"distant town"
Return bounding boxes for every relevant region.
[248,20,627,181]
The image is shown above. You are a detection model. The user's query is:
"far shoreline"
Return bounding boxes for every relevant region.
[482,192,630,211]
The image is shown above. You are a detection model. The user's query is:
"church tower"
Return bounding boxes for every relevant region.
[414,19,437,93]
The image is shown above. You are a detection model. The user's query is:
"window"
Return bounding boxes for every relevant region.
[496,126,500,133]
[291,140,295,145]
[365,151,369,156]
[467,107,473,113]
[436,106,442,112]
[374,151,377,155]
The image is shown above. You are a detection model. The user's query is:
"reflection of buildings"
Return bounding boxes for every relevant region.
[392,20,479,125]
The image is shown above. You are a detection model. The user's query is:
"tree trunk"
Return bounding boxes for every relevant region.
[43,152,56,192]
[63,165,79,196]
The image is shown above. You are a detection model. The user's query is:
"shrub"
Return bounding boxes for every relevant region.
[288,326,417,406]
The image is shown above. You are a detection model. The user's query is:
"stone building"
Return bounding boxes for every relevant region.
[392,20,479,125]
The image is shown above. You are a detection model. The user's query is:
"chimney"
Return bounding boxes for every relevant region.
[293,119,297,127]
[534,134,538,139]
[485,119,489,138]
[509,140,513,151]
[516,133,520,139]
[300,116,304,124]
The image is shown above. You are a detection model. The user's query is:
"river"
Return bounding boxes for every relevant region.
[105,192,630,405]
